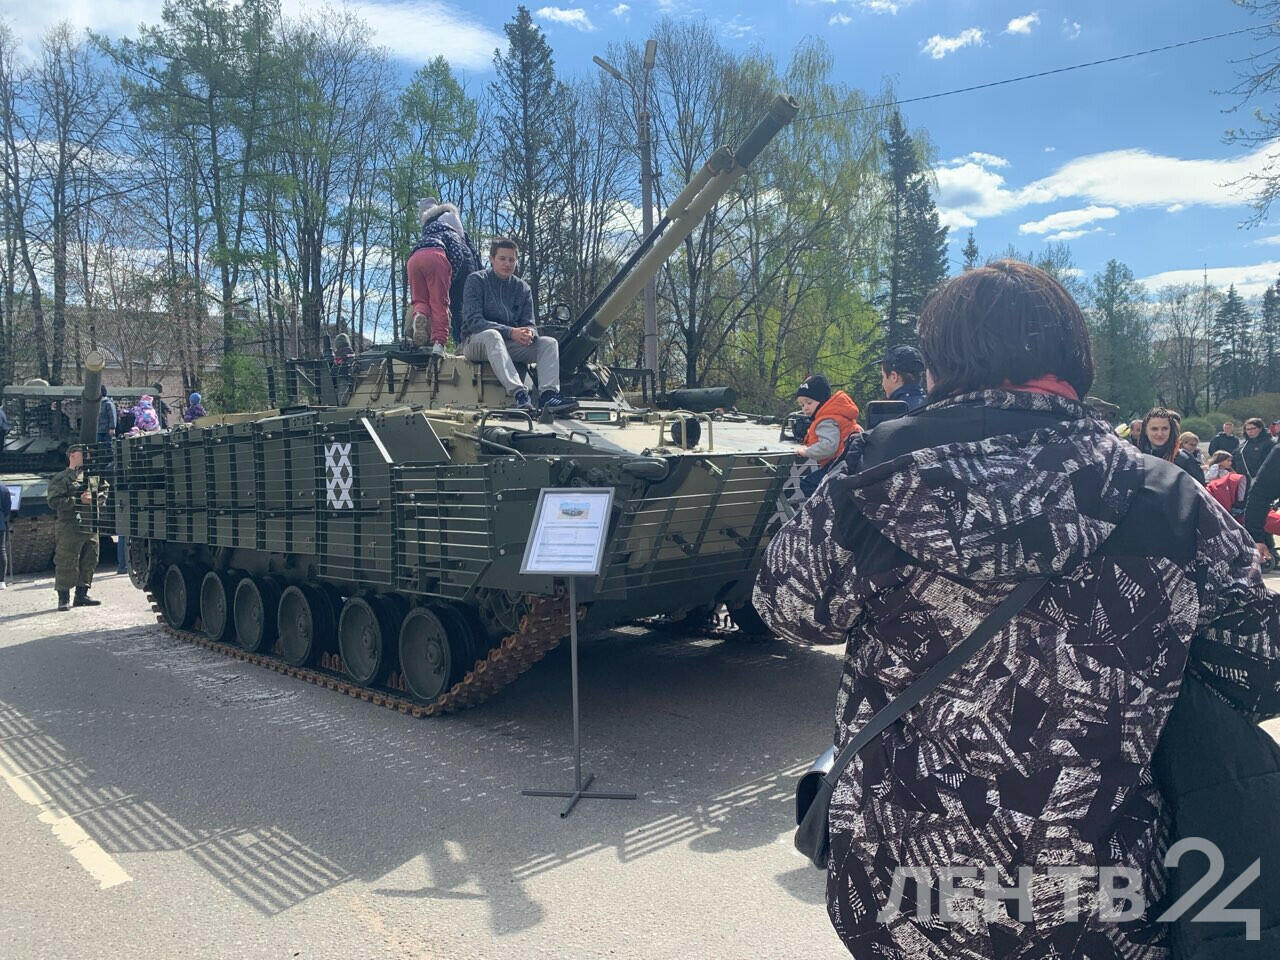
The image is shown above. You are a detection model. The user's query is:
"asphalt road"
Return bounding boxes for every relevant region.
[0,569,848,960]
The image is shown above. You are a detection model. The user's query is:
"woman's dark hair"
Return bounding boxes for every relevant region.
[917,259,1094,400]
[489,236,519,259]
[1139,406,1181,462]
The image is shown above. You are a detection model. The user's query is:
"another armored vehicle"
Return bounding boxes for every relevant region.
[102,95,810,716]
[1,354,124,572]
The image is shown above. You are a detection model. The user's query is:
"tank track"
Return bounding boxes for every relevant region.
[142,587,570,718]
[8,515,56,574]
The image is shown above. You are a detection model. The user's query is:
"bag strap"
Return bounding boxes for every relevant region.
[821,576,1049,791]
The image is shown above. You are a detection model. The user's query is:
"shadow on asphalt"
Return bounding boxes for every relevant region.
[0,620,843,932]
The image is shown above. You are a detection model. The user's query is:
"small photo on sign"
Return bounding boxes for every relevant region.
[558,502,590,520]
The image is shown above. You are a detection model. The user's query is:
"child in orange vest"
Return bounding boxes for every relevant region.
[793,374,860,497]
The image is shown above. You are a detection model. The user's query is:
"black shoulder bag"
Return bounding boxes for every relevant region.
[794,576,1048,869]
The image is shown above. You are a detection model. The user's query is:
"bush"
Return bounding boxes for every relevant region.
[1218,393,1280,425]
[1181,417,1218,443]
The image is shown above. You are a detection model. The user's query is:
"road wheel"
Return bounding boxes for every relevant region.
[338,596,400,687]
[162,563,201,630]
[199,570,238,643]
[399,607,467,702]
[233,576,280,653]
[277,585,335,667]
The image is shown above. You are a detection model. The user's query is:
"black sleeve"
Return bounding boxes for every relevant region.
[1244,445,1280,541]
[1178,452,1206,486]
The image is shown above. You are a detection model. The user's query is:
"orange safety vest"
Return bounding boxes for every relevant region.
[803,391,861,466]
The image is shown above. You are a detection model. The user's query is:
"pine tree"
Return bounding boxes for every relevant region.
[1212,284,1251,401]
[491,6,560,307]
[1088,259,1154,417]
[1260,279,1280,393]
[876,112,948,348]
[962,231,979,271]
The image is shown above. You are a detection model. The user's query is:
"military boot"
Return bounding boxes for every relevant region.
[57,590,70,611]
[73,587,101,607]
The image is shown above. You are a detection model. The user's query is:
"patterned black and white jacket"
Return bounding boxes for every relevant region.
[754,389,1280,960]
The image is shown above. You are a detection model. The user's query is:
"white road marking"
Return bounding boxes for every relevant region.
[0,737,132,890]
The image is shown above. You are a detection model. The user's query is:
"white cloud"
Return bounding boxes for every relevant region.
[1044,146,1057,153]
[1140,261,1280,300]
[721,16,753,39]
[935,141,1277,231]
[1045,227,1102,242]
[1006,13,1039,35]
[1063,19,1082,40]
[1255,234,1280,246]
[611,3,630,16]
[829,13,853,26]
[922,28,984,60]
[952,151,1009,168]
[535,6,595,31]
[861,0,915,12]
[11,0,506,70]
[1019,205,1118,235]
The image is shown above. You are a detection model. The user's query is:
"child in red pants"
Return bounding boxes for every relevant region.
[407,199,479,354]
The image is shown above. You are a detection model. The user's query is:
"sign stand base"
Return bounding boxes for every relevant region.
[522,577,636,819]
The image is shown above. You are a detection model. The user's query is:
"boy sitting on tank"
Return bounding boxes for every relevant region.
[460,237,577,415]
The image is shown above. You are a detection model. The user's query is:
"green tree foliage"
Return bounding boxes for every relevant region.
[1212,284,1253,401]
[1259,279,1280,393]
[875,112,948,349]
[490,6,561,308]
[1088,260,1154,418]
[962,232,979,271]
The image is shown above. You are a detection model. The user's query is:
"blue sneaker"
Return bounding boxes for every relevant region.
[513,389,534,412]
[539,390,579,415]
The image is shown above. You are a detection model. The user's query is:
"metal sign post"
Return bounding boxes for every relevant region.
[519,488,635,818]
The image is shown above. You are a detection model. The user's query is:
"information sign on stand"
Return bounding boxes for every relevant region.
[520,488,635,818]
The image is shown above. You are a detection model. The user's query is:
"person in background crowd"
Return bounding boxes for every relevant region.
[0,402,10,447]
[461,237,576,414]
[1209,419,1241,456]
[792,373,860,498]
[1270,419,1280,439]
[1126,417,1143,445]
[1137,406,1180,461]
[0,481,10,589]
[1176,430,1206,484]
[1239,416,1275,483]
[183,392,206,423]
[130,396,160,434]
[96,385,116,442]
[407,198,480,355]
[116,405,135,436]
[1246,442,1280,562]
[333,332,354,364]
[1206,450,1235,483]
[754,259,1280,959]
[879,345,927,411]
[151,384,171,429]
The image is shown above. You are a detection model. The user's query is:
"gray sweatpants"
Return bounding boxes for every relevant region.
[462,329,560,396]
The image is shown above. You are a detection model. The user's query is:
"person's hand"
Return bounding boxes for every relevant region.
[793,445,810,458]
[1257,542,1271,563]
[511,327,535,346]
[80,491,92,504]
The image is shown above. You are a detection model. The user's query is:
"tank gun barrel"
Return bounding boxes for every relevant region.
[558,93,800,373]
[79,351,105,447]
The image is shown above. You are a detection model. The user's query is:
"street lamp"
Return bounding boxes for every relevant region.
[594,39,659,379]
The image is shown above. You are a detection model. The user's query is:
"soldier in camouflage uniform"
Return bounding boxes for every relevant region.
[46,444,108,611]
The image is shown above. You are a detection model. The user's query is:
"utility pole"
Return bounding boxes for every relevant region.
[594,39,660,378]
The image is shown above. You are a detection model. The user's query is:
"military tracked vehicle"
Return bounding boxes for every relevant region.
[100,95,812,716]
[0,354,128,572]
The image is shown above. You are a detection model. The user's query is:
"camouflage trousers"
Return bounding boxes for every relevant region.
[54,528,97,591]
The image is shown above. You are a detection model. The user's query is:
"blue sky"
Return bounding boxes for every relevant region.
[13,0,1278,296]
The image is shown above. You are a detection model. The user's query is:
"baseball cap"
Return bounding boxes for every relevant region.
[882,344,925,375]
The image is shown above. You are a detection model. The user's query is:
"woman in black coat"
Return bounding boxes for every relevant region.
[755,260,1280,960]
[1239,416,1275,483]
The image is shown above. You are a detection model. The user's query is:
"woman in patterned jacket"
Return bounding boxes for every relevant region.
[755,260,1280,959]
